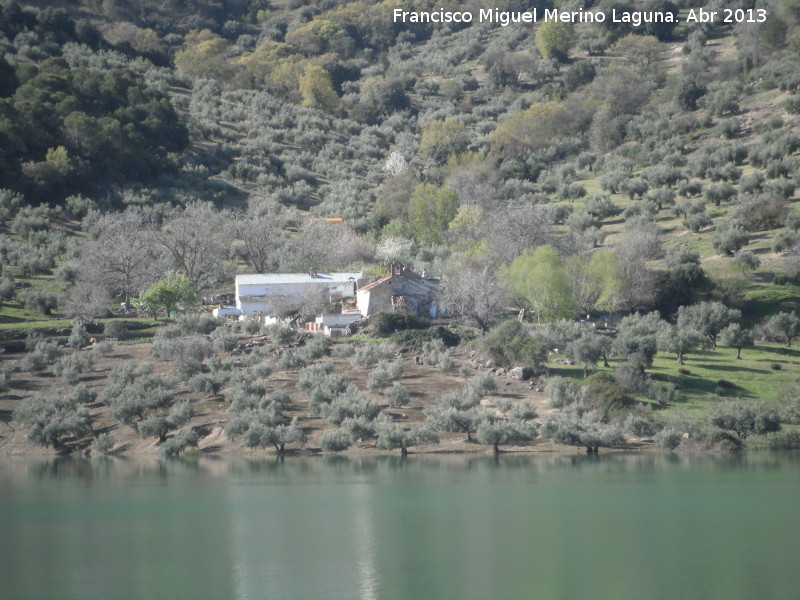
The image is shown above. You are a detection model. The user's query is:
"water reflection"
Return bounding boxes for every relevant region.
[3,450,800,484]
[1,452,799,600]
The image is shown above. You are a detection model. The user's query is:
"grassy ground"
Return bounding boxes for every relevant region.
[549,339,800,424]
[648,342,800,421]
[0,303,71,329]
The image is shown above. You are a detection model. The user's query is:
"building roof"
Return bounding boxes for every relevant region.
[358,269,440,293]
[236,272,363,286]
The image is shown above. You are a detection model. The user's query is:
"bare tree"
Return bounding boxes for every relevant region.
[268,286,332,322]
[230,202,289,273]
[441,257,509,333]
[383,151,409,177]
[285,220,374,272]
[153,201,231,292]
[483,203,555,263]
[63,279,111,323]
[78,210,161,306]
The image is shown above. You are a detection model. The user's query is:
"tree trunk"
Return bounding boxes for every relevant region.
[493,443,500,454]
[400,446,408,457]
[736,347,742,359]
[677,353,684,365]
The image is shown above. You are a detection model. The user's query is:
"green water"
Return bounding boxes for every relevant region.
[1,452,798,600]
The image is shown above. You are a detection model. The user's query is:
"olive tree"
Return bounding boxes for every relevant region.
[375,419,439,456]
[476,418,537,454]
[719,323,754,359]
[677,301,741,349]
[709,401,780,441]
[765,312,800,347]
[13,387,94,449]
[540,403,624,453]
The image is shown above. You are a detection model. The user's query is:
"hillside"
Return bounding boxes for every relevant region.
[0,0,799,456]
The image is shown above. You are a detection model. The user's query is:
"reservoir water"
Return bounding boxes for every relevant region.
[1,452,798,600]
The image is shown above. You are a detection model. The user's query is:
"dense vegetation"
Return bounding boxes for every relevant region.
[0,0,799,456]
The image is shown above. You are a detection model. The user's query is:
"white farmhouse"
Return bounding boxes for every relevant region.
[233,272,363,316]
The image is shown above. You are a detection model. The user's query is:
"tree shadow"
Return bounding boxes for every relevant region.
[547,365,585,379]
[755,346,800,359]
[695,363,770,374]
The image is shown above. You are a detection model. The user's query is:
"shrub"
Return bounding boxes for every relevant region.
[265,323,296,345]
[366,312,427,335]
[321,385,381,425]
[678,368,691,376]
[330,343,356,358]
[171,358,203,381]
[151,334,214,362]
[160,429,199,457]
[189,371,230,395]
[318,429,353,452]
[174,313,218,335]
[584,372,631,410]
[92,341,114,356]
[386,384,411,407]
[624,414,656,440]
[711,219,749,256]
[18,341,63,372]
[649,382,681,405]
[655,427,682,450]
[367,359,404,392]
[545,376,582,408]
[771,363,782,371]
[90,433,115,455]
[68,324,90,349]
[103,320,127,339]
[210,325,238,352]
[391,326,460,348]
[351,341,398,368]
[709,401,780,439]
[241,318,261,335]
[12,390,92,449]
[19,288,59,315]
[0,276,15,301]
[52,352,93,385]
[481,320,548,368]
[297,363,350,413]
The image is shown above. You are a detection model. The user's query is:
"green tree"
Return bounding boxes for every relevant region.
[241,418,307,454]
[407,183,459,244]
[137,401,194,443]
[419,117,468,164]
[540,403,624,453]
[481,319,549,368]
[505,245,576,322]
[136,272,197,319]
[12,387,94,449]
[656,324,703,365]
[567,332,612,377]
[298,64,338,111]
[375,419,439,456]
[719,323,754,359]
[565,250,623,313]
[709,401,780,441]
[766,312,800,347]
[476,419,536,454]
[611,311,665,369]
[536,21,574,62]
[174,29,232,79]
[677,301,741,349]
